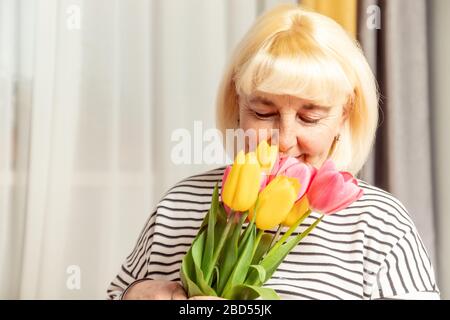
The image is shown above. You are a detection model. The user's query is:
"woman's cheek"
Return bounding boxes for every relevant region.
[241,117,273,133]
[299,134,332,165]
[239,112,255,130]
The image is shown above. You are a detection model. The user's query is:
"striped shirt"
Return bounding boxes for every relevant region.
[107,166,440,300]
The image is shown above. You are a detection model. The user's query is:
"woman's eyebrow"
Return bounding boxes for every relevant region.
[249,96,277,107]
[249,96,331,111]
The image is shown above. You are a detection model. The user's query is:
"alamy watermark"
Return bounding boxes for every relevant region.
[366,4,381,30]
[171,121,280,165]
[66,4,81,30]
[66,265,81,290]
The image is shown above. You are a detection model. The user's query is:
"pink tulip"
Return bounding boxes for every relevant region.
[264,156,316,201]
[307,160,363,214]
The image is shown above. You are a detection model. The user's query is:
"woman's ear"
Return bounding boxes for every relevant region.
[341,93,355,124]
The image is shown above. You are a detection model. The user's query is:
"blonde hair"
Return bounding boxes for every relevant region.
[216,4,379,174]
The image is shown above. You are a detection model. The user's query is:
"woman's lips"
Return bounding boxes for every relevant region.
[279,154,305,162]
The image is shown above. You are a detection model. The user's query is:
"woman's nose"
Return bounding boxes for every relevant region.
[277,120,297,153]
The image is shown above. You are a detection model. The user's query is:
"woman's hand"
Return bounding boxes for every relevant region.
[188,296,226,300]
[122,279,187,300]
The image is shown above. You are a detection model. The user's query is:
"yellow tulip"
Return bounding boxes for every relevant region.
[222,150,261,212]
[249,176,300,230]
[282,196,310,227]
[256,140,278,173]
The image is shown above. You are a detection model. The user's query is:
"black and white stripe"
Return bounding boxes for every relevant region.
[107,167,440,300]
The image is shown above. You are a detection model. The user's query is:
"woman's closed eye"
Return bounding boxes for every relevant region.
[297,114,321,124]
[254,111,321,124]
[254,111,277,120]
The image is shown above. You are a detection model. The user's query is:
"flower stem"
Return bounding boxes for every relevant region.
[291,214,324,244]
[268,225,282,252]
[253,229,264,256]
[204,210,235,283]
[267,209,312,257]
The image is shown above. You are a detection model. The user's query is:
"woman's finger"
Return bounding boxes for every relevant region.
[171,285,188,300]
[188,296,226,300]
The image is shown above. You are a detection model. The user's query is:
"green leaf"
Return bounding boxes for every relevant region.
[260,215,323,282]
[180,250,204,297]
[183,273,206,297]
[192,230,206,269]
[217,202,228,223]
[202,184,219,273]
[214,203,228,253]
[199,212,209,230]
[189,230,217,296]
[179,205,223,298]
[248,265,266,284]
[180,250,193,289]
[226,284,280,300]
[251,233,273,265]
[194,263,217,296]
[214,218,226,250]
[212,266,220,291]
[238,210,255,256]
[222,224,256,299]
[245,232,277,286]
[180,217,209,295]
[217,213,246,295]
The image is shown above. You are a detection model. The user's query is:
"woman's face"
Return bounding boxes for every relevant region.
[238,90,349,169]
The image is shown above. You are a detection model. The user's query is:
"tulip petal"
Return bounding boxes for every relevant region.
[231,152,261,211]
[250,176,299,230]
[326,182,364,213]
[222,150,261,212]
[307,160,363,215]
[276,157,300,174]
[282,196,310,227]
[308,172,343,213]
[222,152,245,206]
[221,166,231,197]
[269,156,315,201]
[284,164,314,200]
[257,140,278,172]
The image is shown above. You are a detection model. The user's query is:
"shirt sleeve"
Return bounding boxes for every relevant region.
[370,228,440,300]
[106,210,157,300]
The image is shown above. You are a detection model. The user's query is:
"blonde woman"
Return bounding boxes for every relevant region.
[107,4,439,300]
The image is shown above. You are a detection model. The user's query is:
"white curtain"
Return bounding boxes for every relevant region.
[0,0,296,300]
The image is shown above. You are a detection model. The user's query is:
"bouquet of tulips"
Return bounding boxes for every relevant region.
[180,141,363,299]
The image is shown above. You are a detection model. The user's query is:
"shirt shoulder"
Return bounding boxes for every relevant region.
[155,166,227,218]
[336,179,422,260]
[343,180,439,299]
[165,166,227,194]
[347,179,417,239]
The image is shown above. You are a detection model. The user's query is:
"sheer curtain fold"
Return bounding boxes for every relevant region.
[19,0,84,298]
[1,0,157,298]
[0,0,20,298]
[0,0,36,298]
